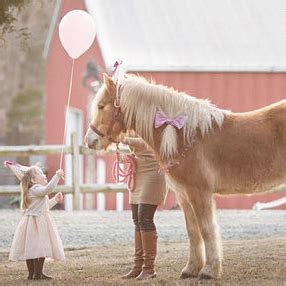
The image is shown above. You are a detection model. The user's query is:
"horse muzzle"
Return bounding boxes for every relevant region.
[84,129,102,150]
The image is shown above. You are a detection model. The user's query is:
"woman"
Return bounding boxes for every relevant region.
[118,133,167,280]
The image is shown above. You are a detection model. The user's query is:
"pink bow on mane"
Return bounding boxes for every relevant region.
[154,111,187,129]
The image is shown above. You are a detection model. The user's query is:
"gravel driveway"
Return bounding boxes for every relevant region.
[0,209,285,250]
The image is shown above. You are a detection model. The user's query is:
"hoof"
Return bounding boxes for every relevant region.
[180,272,192,279]
[198,263,221,280]
[180,271,199,279]
[199,273,213,280]
[180,266,201,279]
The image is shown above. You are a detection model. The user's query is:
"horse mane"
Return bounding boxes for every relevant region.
[120,75,229,159]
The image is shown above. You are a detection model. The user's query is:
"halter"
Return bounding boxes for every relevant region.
[89,83,124,143]
[89,60,125,142]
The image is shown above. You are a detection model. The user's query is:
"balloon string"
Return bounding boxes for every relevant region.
[59,58,75,170]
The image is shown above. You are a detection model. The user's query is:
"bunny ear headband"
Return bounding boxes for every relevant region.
[4,161,30,181]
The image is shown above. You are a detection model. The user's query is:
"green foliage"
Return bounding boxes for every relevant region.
[0,0,30,42]
[6,88,44,145]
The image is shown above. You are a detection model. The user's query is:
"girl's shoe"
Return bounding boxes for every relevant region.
[41,273,53,280]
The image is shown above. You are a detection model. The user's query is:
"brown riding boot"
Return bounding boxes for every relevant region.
[121,230,144,279]
[136,231,157,280]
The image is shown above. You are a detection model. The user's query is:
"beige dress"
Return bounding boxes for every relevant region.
[124,137,167,205]
[9,174,65,261]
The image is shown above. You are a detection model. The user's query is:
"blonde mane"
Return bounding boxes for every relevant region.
[120,75,228,158]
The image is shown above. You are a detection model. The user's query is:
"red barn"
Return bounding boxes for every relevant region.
[44,0,286,210]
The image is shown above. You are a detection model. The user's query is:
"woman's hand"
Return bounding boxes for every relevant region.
[117,134,126,144]
[55,192,63,203]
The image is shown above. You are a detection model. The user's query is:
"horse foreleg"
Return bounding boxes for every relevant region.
[176,191,205,279]
[189,192,222,279]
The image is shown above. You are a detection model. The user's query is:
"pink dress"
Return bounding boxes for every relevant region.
[9,174,65,261]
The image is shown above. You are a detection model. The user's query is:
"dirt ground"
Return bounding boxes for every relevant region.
[0,210,285,285]
[0,238,285,285]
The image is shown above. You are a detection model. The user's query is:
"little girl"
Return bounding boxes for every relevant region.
[5,162,65,280]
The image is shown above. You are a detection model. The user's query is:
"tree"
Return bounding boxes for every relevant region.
[6,88,44,145]
[0,0,30,42]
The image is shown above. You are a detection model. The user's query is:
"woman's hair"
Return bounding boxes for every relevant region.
[20,166,40,210]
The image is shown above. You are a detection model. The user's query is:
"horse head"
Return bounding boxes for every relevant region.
[84,73,125,150]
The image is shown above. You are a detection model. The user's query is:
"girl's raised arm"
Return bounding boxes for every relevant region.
[30,174,61,196]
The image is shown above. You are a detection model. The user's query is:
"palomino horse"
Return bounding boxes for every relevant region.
[85,73,286,279]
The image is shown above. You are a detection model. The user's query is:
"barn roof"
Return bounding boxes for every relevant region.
[85,0,286,72]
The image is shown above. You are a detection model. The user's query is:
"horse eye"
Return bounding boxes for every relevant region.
[98,105,104,110]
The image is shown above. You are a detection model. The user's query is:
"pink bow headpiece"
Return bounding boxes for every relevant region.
[112,59,123,81]
[154,111,187,129]
[112,59,123,73]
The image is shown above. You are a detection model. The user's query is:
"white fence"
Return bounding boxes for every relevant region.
[0,133,127,210]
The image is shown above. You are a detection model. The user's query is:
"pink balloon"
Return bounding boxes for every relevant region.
[59,10,96,59]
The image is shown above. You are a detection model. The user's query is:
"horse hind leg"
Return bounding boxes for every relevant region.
[189,191,222,279]
[175,192,205,279]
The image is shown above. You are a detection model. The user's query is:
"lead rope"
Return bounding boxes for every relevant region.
[112,145,136,192]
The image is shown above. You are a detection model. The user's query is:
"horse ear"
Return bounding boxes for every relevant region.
[103,73,115,94]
